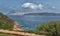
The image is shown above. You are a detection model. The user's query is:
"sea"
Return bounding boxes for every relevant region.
[8,15,60,30]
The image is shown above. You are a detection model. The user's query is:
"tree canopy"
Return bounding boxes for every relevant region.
[35,20,60,36]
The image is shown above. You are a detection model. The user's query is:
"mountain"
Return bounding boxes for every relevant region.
[8,10,60,16]
[24,13,60,16]
[8,10,30,15]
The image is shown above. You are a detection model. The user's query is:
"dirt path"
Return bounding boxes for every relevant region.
[0,29,46,36]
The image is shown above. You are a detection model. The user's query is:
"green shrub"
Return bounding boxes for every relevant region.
[35,21,60,36]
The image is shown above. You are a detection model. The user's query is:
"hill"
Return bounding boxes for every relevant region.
[8,10,60,16]
[0,13,14,30]
[24,13,60,16]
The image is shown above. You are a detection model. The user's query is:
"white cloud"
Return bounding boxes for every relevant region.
[39,4,44,9]
[22,2,44,9]
[52,6,56,9]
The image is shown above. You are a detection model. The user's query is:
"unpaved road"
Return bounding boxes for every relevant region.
[0,29,46,36]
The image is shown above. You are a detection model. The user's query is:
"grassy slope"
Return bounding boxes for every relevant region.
[0,13,14,30]
[0,13,14,36]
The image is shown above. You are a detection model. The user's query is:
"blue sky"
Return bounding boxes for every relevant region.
[0,0,60,14]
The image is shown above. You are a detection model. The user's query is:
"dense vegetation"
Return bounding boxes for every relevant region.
[0,13,14,30]
[35,21,60,36]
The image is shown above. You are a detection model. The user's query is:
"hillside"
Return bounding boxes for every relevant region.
[0,13,14,30]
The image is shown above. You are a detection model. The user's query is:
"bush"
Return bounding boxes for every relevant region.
[35,21,60,36]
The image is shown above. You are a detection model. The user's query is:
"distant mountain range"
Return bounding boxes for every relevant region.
[8,10,60,16]
[24,13,60,16]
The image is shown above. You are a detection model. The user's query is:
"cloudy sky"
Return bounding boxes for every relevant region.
[0,0,60,14]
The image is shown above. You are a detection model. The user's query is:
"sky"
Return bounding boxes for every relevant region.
[0,0,60,14]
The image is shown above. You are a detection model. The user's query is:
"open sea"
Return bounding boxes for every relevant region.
[8,15,60,30]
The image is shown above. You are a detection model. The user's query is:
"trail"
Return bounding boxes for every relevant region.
[0,29,46,36]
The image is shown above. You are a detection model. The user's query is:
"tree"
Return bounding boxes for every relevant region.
[35,20,60,36]
[35,22,49,34]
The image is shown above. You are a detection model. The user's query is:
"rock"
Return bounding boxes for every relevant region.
[13,21,23,30]
[13,21,18,30]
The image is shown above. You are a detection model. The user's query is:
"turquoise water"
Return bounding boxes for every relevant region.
[8,15,60,30]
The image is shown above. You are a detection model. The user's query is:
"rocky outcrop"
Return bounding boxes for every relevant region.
[13,21,18,30]
[13,21,23,30]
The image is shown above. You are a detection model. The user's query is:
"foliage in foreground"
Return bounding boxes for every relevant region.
[35,20,60,36]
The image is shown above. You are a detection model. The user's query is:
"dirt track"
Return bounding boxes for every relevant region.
[0,29,46,36]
